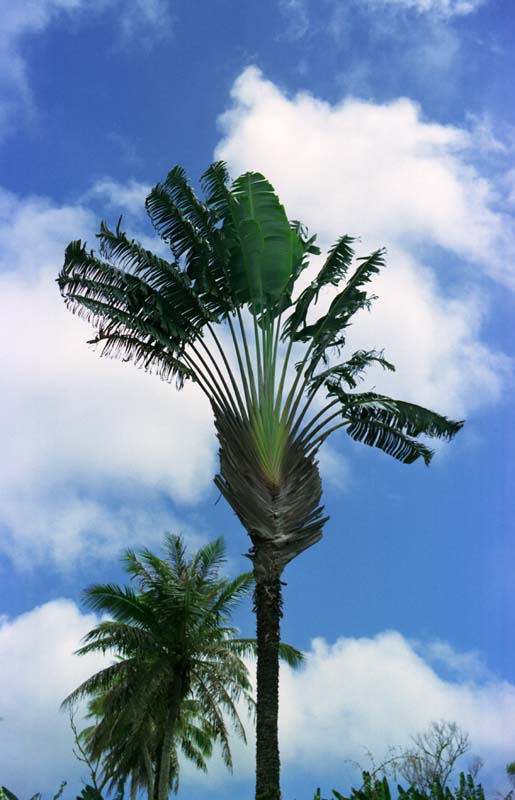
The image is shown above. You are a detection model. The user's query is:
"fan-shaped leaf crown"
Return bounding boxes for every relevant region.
[57,161,464,576]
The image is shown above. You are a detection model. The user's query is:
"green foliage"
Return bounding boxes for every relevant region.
[63,535,256,799]
[314,773,485,800]
[64,535,302,799]
[0,782,66,800]
[58,162,463,494]
[75,787,104,800]
[225,171,302,309]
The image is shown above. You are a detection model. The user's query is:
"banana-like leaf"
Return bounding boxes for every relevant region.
[282,235,355,341]
[308,349,395,395]
[335,391,464,440]
[328,390,464,465]
[225,172,302,309]
[298,249,386,376]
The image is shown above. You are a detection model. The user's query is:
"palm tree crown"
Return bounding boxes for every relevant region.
[62,535,269,800]
[58,164,462,576]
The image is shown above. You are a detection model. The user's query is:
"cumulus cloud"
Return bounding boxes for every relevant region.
[278,632,515,783]
[3,604,513,796]
[215,67,513,421]
[0,0,173,140]
[84,178,152,218]
[217,68,515,287]
[0,599,108,796]
[0,186,216,569]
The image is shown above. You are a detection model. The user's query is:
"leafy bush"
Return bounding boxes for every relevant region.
[314,771,485,800]
[0,783,66,800]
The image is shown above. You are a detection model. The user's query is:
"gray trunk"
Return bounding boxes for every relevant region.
[254,572,283,800]
[157,679,183,800]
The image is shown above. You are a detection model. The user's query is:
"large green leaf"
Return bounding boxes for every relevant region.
[226,172,301,309]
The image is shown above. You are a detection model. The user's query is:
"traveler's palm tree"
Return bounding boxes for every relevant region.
[58,164,463,800]
[63,536,300,800]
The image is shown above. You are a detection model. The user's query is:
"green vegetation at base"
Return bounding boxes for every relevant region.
[315,772,485,800]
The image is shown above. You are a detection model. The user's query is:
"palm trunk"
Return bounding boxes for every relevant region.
[254,573,283,800]
[157,679,183,800]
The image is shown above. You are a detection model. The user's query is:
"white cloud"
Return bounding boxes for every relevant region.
[215,67,513,422]
[0,599,108,796]
[326,1,467,92]
[343,248,511,417]
[4,604,513,796]
[0,187,216,569]
[278,632,515,783]
[0,0,173,140]
[217,68,515,288]
[359,0,485,16]
[85,178,152,218]
[318,444,352,492]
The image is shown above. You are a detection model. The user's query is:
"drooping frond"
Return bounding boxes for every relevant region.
[232,638,304,668]
[337,391,464,441]
[322,390,464,465]
[77,621,155,656]
[81,583,153,626]
[62,659,137,706]
[57,240,201,386]
[97,220,216,325]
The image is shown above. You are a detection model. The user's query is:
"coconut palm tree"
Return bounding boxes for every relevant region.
[63,535,300,800]
[58,164,463,800]
[79,691,217,799]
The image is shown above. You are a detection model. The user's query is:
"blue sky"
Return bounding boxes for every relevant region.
[1,0,514,797]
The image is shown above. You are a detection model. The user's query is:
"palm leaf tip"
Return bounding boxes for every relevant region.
[340,394,464,466]
[278,642,305,668]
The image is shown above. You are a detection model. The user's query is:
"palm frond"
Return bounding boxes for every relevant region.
[298,248,386,376]
[97,220,216,325]
[82,584,152,626]
[145,171,232,314]
[325,390,464,465]
[278,642,305,667]
[191,536,226,581]
[208,572,254,618]
[308,349,395,395]
[336,391,464,441]
[282,235,355,340]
